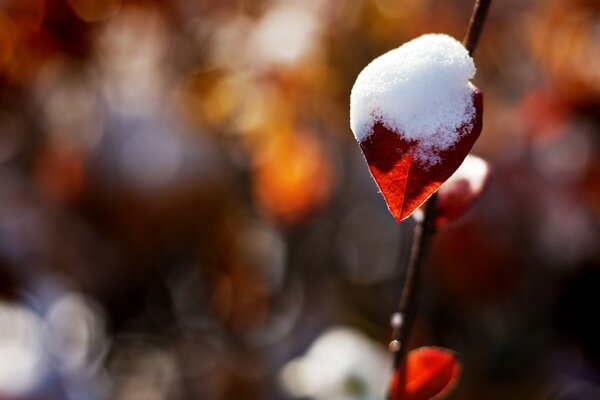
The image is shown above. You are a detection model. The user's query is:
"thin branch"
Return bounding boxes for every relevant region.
[463,0,492,56]
[386,0,491,397]
[390,196,437,370]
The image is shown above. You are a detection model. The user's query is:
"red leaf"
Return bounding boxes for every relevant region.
[360,89,483,223]
[434,154,491,227]
[388,347,461,400]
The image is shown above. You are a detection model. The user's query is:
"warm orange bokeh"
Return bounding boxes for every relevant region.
[253,132,333,225]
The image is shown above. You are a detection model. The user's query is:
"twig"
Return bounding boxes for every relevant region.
[390,197,437,370]
[386,0,491,397]
[463,0,492,56]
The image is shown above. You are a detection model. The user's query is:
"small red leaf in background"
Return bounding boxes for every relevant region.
[360,89,483,223]
[388,347,461,400]
[434,154,491,227]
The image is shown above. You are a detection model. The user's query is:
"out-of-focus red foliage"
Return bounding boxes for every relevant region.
[529,0,600,104]
[389,347,461,400]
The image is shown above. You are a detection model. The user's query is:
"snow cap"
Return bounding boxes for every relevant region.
[350,34,476,165]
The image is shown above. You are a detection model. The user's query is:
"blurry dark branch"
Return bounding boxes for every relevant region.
[387,0,491,396]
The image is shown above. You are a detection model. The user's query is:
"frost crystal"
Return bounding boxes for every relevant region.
[350,34,476,165]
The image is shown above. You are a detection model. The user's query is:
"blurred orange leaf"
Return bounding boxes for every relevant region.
[253,131,333,225]
[66,0,122,22]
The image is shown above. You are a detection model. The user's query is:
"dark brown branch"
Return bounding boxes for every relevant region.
[386,0,491,398]
[463,0,492,56]
[390,195,437,370]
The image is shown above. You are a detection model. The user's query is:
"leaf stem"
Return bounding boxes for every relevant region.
[386,0,491,397]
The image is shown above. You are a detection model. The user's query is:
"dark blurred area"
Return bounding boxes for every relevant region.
[1,0,600,399]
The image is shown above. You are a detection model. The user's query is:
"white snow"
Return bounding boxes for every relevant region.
[446,154,489,193]
[350,34,476,165]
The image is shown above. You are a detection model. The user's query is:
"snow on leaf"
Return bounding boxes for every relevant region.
[350,34,483,222]
[434,154,491,227]
[360,90,483,222]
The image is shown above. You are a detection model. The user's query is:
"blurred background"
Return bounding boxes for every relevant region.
[1,0,600,399]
